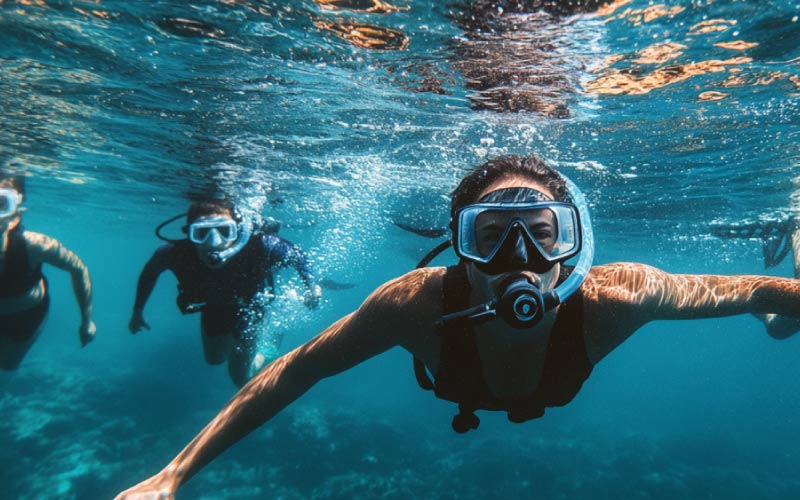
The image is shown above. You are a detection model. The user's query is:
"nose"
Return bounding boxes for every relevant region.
[510,228,528,264]
[207,228,224,247]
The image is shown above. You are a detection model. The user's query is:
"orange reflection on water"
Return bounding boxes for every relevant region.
[698,91,728,101]
[603,4,685,25]
[632,42,687,65]
[721,70,789,88]
[689,19,736,35]
[714,41,758,51]
[585,57,751,95]
[314,19,408,50]
[596,0,633,17]
[74,7,112,19]
[314,0,408,13]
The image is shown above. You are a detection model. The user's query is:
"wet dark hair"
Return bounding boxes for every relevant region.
[0,173,25,196]
[449,155,566,237]
[186,199,235,223]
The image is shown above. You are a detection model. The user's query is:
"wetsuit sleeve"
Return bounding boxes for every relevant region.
[265,236,317,289]
[133,245,173,312]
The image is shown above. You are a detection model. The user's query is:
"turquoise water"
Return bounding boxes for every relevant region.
[2,0,800,498]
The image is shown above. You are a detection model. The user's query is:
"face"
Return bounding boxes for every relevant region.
[466,175,561,300]
[189,211,238,266]
[0,183,22,235]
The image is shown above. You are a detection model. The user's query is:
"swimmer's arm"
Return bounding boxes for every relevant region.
[583,263,800,363]
[132,245,173,313]
[115,275,413,498]
[267,236,321,306]
[25,231,92,324]
[268,236,317,289]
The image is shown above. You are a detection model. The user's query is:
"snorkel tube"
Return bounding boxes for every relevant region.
[540,176,594,315]
[155,213,188,243]
[435,174,595,329]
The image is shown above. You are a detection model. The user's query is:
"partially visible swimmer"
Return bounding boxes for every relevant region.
[116,156,800,499]
[129,199,322,387]
[711,190,800,339]
[0,174,95,371]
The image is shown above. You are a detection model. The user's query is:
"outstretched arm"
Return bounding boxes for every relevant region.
[113,269,435,500]
[25,231,94,346]
[583,263,800,363]
[129,245,172,333]
[267,236,322,307]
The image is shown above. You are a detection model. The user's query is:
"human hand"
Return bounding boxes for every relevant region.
[129,310,151,334]
[114,473,176,500]
[304,285,322,309]
[754,313,800,340]
[79,320,96,347]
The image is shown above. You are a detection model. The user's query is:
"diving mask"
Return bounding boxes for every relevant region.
[0,188,22,218]
[439,177,594,329]
[455,187,582,275]
[188,217,238,246]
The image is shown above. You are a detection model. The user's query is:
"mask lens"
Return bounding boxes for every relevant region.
[474,208,558,258]
[189,218,237,244]
[0,189,20,217]
[192,226,210,242]
[217,224,233,240]
[459,202,580,264]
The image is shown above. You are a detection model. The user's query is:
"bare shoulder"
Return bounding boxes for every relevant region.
[580,262,665,304]
[360,267,445,319]
[21,230,54,247]
[580,262,673,364]
[355,267,445,346]
[21,230,59,261]
[290,267,446,375]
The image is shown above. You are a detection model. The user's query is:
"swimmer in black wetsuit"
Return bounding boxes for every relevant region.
[129,199,322,387]
[117,155,800,499]
[0,174,95,371]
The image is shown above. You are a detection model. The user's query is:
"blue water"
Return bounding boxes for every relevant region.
[2,0,800,498]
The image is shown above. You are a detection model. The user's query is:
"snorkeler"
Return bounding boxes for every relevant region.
[129,199,322,387]
[115,155,800,499]
[0,174,95,371]
[711,189,800,340]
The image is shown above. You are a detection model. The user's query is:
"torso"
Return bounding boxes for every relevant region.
[401,265,594,409]
[166,233,277,308]
[0,228,46,314]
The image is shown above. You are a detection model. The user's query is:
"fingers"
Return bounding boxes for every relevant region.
[80,323,96,347]
[129,318,151,334]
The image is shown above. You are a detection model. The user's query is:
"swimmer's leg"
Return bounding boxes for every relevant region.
[199,307,234,366]
[755,314,800,340]
[227,308,277,387]
[227,338,254,388]
[755,228,800,339]
[0,297,49,371]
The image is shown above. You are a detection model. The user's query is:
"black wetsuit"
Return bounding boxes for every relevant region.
[414,264,593,432]
[133,232,316,338]
[0,225,49,342]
